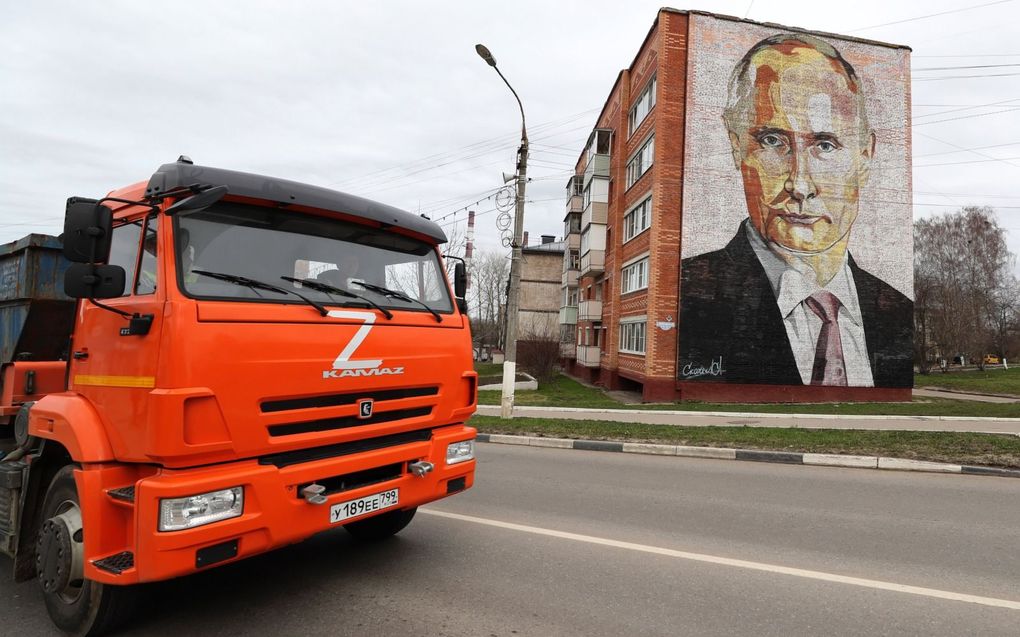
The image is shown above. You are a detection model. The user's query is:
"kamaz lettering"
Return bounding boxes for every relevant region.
[323,367,405,379]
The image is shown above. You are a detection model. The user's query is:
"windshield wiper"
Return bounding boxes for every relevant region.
[351,280,443,323]
[279,276,393,320]
[192,270,329,317]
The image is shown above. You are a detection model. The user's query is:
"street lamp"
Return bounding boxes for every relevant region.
[476,43,528,419]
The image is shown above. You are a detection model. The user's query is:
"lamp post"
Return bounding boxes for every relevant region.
[476,43,528,419]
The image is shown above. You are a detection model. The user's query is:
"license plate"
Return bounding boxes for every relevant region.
[329,488,399,524]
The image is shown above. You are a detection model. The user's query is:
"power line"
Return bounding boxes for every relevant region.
[914,54,1020,58]
[328,109,597,191]
[915,141,1020,158]
[916,130,1020,170]
[913,63,1020,71]
[847,0,1014,33]
[911,97,1020,121]
[914,72,1020,81]
[916,155,1020,168]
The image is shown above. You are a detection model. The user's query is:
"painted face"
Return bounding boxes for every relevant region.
[730,45,874,254]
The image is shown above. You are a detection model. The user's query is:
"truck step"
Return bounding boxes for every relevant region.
[106,486,135,503]
[93,551,134,575]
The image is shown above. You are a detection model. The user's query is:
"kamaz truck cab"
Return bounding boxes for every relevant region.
[0,158,478,635]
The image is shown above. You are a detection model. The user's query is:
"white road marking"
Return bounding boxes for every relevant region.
[421,509,1020,611]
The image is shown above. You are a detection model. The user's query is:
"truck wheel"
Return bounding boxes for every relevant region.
[36,466,136,637]
[343,507,417,541]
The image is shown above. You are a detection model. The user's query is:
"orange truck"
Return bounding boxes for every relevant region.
[0,157,478,635]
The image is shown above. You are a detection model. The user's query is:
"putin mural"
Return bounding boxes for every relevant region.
[679,28,913,388]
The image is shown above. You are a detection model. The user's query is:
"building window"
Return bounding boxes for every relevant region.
[620,318,647,355]
[621,257,649,294]
[626,135,654,188]
[623,196,652,242]
[628,75,656,136]
[568,249,580,270]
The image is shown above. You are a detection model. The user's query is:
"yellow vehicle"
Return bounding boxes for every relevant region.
[984,354,1001,365]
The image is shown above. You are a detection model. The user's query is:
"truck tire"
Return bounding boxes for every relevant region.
[36,466,136,637]
[343,507,417,541]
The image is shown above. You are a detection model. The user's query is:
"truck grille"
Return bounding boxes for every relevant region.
[259,428,433,468]
[261,386,439,413]
[297,463,404,497]
[267,406,432,437]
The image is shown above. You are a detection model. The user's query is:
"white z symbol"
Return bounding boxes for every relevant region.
[328,310,382,370]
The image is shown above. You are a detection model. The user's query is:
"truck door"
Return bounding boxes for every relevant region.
[67,212,164,458]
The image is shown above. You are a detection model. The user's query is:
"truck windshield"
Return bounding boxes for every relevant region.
[174,202,452,314]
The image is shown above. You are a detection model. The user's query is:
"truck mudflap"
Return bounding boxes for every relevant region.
[0,460,26,557]
[81,424,475,585]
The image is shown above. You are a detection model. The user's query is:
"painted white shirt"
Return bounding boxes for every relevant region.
[745,223,875,387]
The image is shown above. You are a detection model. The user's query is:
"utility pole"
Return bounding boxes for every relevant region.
[476,43,528,419]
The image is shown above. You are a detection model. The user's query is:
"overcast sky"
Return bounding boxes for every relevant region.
[3,0,1019,272]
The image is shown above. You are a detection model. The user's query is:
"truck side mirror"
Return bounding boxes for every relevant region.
[64,264,126,299]
[454,262,467,298]
[63,198,114,263]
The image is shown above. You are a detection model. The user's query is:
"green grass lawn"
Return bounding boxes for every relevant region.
[473,362,503,376]
[477,373,1020,417]
[914,366,1020,396]
[469,415,1020,469]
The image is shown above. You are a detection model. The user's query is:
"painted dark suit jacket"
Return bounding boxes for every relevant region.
[679,223,913,387]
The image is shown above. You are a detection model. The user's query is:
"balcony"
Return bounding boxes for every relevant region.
[582,201,608,228]
[579,249,605,277]
[562,268,578,287]
[564,233,580,250]
[564,212,581,240]
[578,299,602,321]
[576,345,601,368]
[582,153,611,188]
[559,306,578,324]
[565,194,583,215]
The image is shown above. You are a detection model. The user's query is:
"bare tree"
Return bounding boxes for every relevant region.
[469,249,510,352]
[914,206,1018,371]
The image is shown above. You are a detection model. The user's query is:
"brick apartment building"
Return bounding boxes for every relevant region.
[559,9,914,403]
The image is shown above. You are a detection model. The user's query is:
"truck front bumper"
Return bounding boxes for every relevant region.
[84,424,475,584]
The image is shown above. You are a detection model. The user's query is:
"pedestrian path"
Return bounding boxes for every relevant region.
[912,388,1019,404]
[474,404,1020,435]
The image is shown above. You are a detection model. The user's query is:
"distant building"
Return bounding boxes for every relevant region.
[560,9,914,403]
[518,234,565,346]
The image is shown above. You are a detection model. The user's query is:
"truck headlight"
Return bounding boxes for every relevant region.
[159,487,244,532]
[446,440,475,465]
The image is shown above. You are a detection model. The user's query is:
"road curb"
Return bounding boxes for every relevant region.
[473,433,1020,479]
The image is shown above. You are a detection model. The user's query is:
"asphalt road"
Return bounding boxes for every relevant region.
[2,445,1018,635]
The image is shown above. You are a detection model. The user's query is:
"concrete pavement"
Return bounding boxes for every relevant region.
[475,404,1020,434]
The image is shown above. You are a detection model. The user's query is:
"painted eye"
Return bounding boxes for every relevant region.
[816,140,838,153]
[759,134,784,148]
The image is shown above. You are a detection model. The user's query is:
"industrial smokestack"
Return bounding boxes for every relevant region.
[466,210,475,294]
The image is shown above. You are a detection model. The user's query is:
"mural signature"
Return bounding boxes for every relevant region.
[681,357,725,378]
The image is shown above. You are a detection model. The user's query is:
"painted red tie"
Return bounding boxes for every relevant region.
[805,291,847,386]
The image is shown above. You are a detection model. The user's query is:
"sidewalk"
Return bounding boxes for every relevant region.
[598,384,1020,406]
[912,387,1020,404]
[474,404,1020,435]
